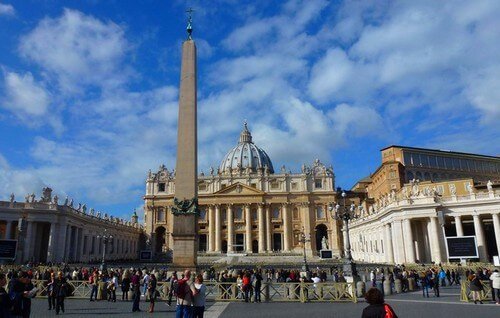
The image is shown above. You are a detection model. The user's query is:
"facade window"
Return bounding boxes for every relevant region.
[389,171,396,179]
[157,208,166,222]
[272,207,280,219]
[291,182,298,190]
[316,206,325,219]
[198,183,207,191]
[314,179,323,189]
[222,209,227,221]
[158,182,166,192]
[292,207,299,220]
[199,208,206,220]
[221,184,227,189]
[270,181,280,189]
[236,207,243,220]
[252,209,257,220]
[250,183,257,188]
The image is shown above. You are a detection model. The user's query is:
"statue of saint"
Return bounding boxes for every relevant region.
[321,236,329,250]
[9,193,14,203]
[487,180,493,192]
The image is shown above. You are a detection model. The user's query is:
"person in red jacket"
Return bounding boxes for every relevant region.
[242,272,251,303]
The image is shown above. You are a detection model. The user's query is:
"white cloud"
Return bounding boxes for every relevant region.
[0,2,14,16]
[2,71,50,116]
[19,8,130,94]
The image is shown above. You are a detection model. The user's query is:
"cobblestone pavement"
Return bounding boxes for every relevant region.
[28,285,499,318]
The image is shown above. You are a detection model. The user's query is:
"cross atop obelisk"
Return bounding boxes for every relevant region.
[186,7,194,40]
[171,8,199,270]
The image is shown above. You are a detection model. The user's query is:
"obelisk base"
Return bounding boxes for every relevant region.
[172,235,197,271]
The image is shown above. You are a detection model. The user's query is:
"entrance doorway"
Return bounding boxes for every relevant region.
[235,234,244,252]
[198,234,207,252]
[273,233,282,251]
[155,226,166,253]
[252,240,258,253]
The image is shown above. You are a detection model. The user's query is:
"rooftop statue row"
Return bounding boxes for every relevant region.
[7,187,140,229]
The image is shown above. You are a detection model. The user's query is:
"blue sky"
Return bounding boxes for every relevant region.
[0,0,499,221]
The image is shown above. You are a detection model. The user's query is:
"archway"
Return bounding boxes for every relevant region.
[252,240,258,253]
[155,226,166,253]
[315,224,328,251]
[198,234,207,252]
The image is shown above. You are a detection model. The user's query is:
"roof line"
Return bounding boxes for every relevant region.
[381,145,499,160]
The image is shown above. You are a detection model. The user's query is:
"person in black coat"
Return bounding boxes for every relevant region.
[46,272,56,310]
[0,273,13,318]
[54,271,68,314]
[361,287,398,318]
[9,271,35,318]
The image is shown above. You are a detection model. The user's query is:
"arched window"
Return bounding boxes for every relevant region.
[236,207,243,220]
[316,206,325,219]
[199,208,206,220]
[157,208,165,222]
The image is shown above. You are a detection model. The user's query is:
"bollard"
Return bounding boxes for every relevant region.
[408,278,416,291]
[356,281,366,297]
[264,283,270,302]
[394,279,402,294]
[383,280,392,296]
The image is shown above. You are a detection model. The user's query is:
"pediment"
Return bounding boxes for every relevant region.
[214,183,265,195]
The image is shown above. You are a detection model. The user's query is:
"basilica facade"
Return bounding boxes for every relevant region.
[144,123,342,258]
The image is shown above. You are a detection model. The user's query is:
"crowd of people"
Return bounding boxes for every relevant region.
[0,263,499,317]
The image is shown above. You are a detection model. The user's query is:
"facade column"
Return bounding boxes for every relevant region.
[227,204,234,253]
[257,204,265,253]
[391,220,405,264]
[428,217,443,263]
[23,221,33,263]
[65,225,72,262]
[215,205,221,252]
[492,213,500,259]
[300,203,313,256]
[245,204,252,253]
[403,219,416,263]
[265,204,272,252]
[454,215,464,236]
[47,223,57,262]
[282,203,290,252]
[208,205,215,252]
[384,224,394,263]
[473,214,488,262]
[5,221,12,239]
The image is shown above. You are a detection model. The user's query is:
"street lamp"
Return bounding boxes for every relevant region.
[328,190,363,278]
[298,226,311,273]
[97,229,113,272]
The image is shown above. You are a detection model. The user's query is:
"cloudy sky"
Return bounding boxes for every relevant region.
[0,0,499,220]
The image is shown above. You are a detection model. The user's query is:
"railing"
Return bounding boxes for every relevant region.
[460,280,492,302]
[25,280,357,303]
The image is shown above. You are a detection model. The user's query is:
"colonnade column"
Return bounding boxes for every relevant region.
[428,216,443,263]
[492,213,500,260]
[282,203,291,252]
[454,215,464,236]
[391,220,405,264]
[5,221,12,239]
[47,223,57,262]
[208,205,215,252]
[265,205,272,252]
[215,205,221,252]
[245,204,252,253]
[23,221,33,263]
[403,219,416,263]
[257,204,265,253]
[227,204,234,253]
[64,225,72,262]
[384,224,394,263]
[473,214,488,262]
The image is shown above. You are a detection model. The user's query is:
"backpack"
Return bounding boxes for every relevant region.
[384,304,395,318]
[173,279,190,299]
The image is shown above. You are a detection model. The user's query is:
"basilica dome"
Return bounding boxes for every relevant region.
[219,123,274,174]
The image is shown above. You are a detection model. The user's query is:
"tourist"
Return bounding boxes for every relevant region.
[420,271,430,298]
[432,270,440,297]
[242,272,251,303]
[489,269,500,304]
[469,271,484,304]
[253,270,262,303]
[9,271,35,318]
[54,271,68,315]
[142,271,150,297]
[131,270,141,312]
[147,274,157,313]
[438,268,446,287]
[361,287,398,318]
[175,269,197,318]
[193,274,206,318]
[121,270,131,301]
[167,272,178,306]
[0,273,13,318]
[46,272,56,310]
[108,272,118,302]
[89,271,99,301]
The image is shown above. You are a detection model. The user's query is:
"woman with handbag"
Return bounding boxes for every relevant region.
[147,274,157,313]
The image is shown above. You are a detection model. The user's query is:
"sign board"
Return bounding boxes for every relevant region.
[140,250,152,261]
[320,250,333,259]
[446,236,478,259]
[0,239,18,260]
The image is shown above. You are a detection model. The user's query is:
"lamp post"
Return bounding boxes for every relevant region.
[97,229,113,272]
[329,190,363,278]
[298,226,311,273]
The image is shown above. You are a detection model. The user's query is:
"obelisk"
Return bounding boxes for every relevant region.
[171,9,198,270]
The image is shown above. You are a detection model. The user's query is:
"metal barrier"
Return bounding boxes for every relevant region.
[25,280,357,303]
[460,280,492,302]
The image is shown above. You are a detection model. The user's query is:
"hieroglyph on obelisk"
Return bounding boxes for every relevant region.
[171,8,199,269]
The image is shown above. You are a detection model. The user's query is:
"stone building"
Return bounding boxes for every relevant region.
[0,187,142,264]
[349,178,500,264]
[144,123,342,259]
[349,145,500,264]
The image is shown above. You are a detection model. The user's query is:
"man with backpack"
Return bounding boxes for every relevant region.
[174,270,197,318]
